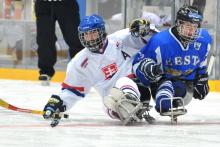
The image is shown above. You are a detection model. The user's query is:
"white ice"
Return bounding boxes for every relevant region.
[0,79,220,147]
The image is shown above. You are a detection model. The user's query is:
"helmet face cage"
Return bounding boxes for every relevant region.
[78,14,106,52]
[175,5,203,43]
[176,20,200,43]
[79,27,106,52]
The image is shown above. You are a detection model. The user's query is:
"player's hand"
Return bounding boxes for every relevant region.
[129,19,150,37]
[43,95,66,119]
[193,73,209,100]
[139,58,162,82]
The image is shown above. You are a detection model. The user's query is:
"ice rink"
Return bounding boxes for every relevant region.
[0,79,220,147]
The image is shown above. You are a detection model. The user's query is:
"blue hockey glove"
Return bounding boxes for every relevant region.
[139,58,162,82]
[129,19,150,37]
[43,95,66,119]
[193,73,209,100]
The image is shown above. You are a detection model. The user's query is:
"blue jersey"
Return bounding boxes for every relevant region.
[133,28,212,86]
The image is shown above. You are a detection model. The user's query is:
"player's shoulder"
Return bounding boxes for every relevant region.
[199,28,210,36]
[107,28,130,41]
[147,28,170,45]
[198,28,212,44]
[150,28,169,39]
[106,36,124,51]
[68,49,90,67]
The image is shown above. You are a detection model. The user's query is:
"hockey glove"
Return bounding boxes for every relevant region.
[43,95,66,119]
[193,73,209,100]
[129,19,150,37]
[139,58,162,82]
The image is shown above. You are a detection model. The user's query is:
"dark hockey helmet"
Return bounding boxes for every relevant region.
[175,5,203,43]
[78,14,107,52]
[129,19,150,37]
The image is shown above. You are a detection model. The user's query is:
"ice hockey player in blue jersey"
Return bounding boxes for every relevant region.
[132,5,212,116]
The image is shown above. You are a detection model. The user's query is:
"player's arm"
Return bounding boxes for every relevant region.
[132,39,163,85]
[43,60,92,119]
[193,35,212,100]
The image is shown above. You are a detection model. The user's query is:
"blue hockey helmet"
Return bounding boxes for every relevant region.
[78,14,106,52]
[175,5,203,43]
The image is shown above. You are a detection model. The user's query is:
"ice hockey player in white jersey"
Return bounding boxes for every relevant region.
[42,14,158,125]
[133,5,212,120]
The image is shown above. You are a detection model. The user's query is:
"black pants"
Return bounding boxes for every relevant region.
[132,78,151,102]
[35,0,84,77]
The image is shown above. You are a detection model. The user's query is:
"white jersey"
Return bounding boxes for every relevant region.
[58,28,157,110]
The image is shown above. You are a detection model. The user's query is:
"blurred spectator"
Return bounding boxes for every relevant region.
[144,0,172,6]
[0,22,23,65]
[35,0,84,85]
[98,0,121,19]
[192,0,206,14]
[142,11,171,27]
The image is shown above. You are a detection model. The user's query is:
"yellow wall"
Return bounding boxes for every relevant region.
[0,68,65,82]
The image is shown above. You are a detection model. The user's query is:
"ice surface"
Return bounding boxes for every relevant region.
[0,79,220,147]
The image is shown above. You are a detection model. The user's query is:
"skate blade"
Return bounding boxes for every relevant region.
[161,109,187,117]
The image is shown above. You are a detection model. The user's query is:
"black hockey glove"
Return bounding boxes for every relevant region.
[129,19,150,37]
[139,58,162,82]
[193,73,209,100]
[43,95,66,119]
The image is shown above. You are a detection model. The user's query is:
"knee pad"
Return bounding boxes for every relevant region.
[173,80,187,98]
[115,77,140,99]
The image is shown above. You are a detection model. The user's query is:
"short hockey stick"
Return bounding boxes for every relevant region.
[207,55,215,75]
[0,98,68,118]
[0,98,44,115]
